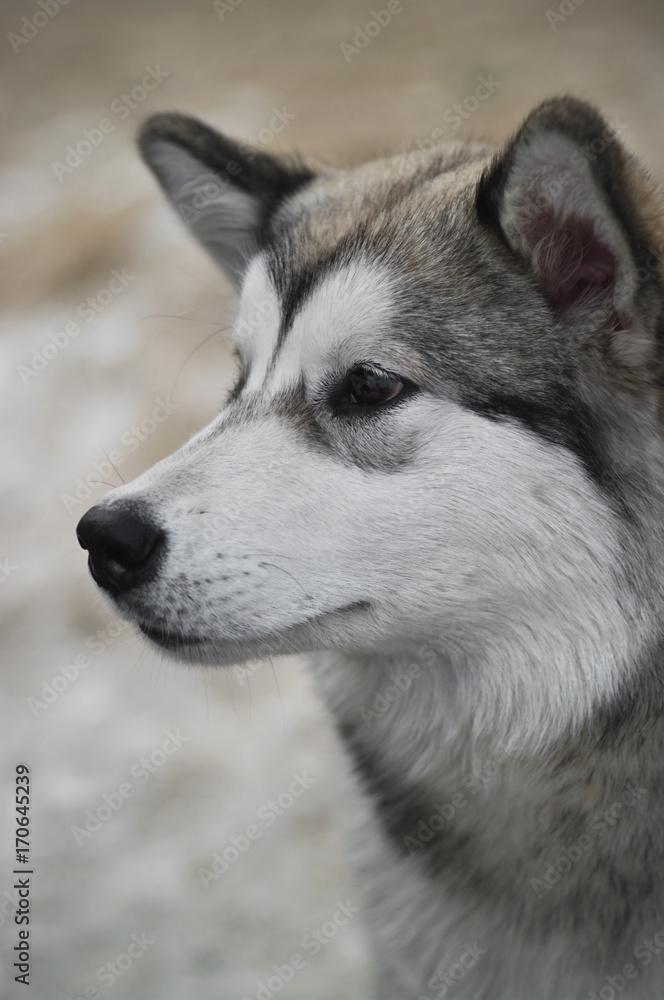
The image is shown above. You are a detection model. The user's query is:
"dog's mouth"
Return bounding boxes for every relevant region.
[136,599,371,657]
[138,621,207,650]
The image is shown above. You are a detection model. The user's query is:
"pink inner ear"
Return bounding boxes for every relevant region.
[528,213,616,311]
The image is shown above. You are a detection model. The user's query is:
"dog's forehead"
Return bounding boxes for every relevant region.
[233,255,404,394]
[230,162,487,394]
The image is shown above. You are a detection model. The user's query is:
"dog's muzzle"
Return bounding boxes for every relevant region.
[76,502,165,598]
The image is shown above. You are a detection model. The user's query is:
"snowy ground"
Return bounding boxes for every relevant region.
[1,0,664,997]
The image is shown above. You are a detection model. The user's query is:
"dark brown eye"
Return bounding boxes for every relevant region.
[330,364,417,415]
[348,365,404,406]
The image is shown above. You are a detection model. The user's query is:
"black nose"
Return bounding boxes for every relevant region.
[76,503,165,597]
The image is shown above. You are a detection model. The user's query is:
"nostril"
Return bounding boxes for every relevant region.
[106,528,163,570]
[106,544,135,570]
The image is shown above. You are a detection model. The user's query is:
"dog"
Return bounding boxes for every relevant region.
[76,96,664,999]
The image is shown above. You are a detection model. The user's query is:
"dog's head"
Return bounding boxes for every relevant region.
[77,97,664,744]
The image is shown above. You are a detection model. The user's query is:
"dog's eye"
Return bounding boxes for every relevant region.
[328,363,418,416]
[348,365,403,406]
[331,364,412,413]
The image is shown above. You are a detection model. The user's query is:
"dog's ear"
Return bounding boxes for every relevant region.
[139,113,314,286]
[476,97,662,364]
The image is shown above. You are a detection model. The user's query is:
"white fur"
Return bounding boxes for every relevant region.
[107,260,641,756]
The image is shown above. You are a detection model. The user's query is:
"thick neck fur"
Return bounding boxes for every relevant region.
[309,621,664,998]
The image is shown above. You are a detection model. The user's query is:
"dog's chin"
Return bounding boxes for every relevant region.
[135,600,373,666]
[137,622,215,661]
[135,621,311,667]
[137,621,267,666]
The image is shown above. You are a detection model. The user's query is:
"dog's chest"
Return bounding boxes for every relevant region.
[309,651,663,999]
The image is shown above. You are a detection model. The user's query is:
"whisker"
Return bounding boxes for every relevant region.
[244,662,252,720]
[202,666,212,725]
[171,325,233,397]
[99,444,126,485]
[138,313,196,323]
[268,657,286,734]
[258,561,312,602]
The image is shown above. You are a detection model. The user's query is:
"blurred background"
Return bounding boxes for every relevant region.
[1,1,664,997]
